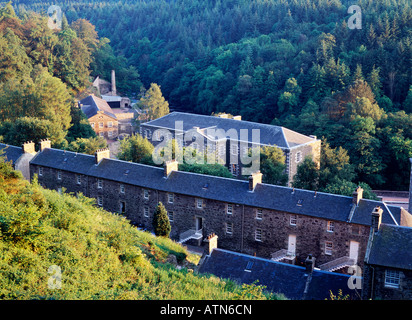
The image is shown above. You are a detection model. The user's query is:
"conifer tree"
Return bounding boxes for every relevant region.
[152,202,171,238]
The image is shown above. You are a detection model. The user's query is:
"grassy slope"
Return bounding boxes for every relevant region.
[0,160,284,300]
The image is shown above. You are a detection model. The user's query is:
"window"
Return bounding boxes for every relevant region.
[325,241,333,255]
[196,199,203,209]
[227,204,233,214]
[108,121,113,128]
[38,167,43,176]
[226,223,233,235]
[57,187,62,194]
[230,144,239,155]
[168,211,174,222]
[99,132,104,137]
[97,196,103,206]
[120,184,125,194]
[256,209,263,220]
[168,193,174,204]
[99,122,104,128]
[76,175,81,185]
[90,122,95,129]
[244,261,254,272]
[385,270,400,288]
[97,179,103,189]
[57,171,62,180]
[144,207,149,217]
[290,215,297,226]
[255,229,262,242]
[108,131,113,138]
[295,151,302,163]
[119,201,126,214]
[143,189,149,200]
[327,221,335,232]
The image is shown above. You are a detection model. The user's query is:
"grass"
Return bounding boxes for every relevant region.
[0,160,285,300]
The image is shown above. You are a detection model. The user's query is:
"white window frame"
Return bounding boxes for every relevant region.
[120,184,125,194]
[168,211,174,222]
[76,174,81,185]
[327,221,335,233]
[290,215,297,226]
[90,122,95,129]
[255,229,262,242]
[227,204,233,215]
[230,143,239,156]
[144,207,149,217]
[99,122,104,128]
[57,171,62,180]
[97,195,103,207]
[226,223,233,235]
[256,209,263,220]
[385,269,400,288]
[325,241,333,255]
[295,151,302,163]
[108,130,113,138]
[97,179,103,189]
[196,198,203,209]
[168,193,174,204]
[143,189,149,200]
[38,167,43,176]
[108,121,113,128]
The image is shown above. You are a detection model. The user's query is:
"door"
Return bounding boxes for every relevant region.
[349,241,359,264]
[288,235,296,256]
[196,217,203,231]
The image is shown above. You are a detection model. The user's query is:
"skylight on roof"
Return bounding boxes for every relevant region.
[124,169,130,175]
[244,261,254,272]
[297,199,303,206]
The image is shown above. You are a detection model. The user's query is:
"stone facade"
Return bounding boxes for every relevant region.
[409,158,412,214]
[88,112,119,140]
[31,151,377,271]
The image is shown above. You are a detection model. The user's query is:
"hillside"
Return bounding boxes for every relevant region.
[0,158,283,300]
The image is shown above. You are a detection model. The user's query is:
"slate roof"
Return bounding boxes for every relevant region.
[28,147,407,227]
[198,248,360,300]
[0,143,24,165]
[79,94,117,120]
[143,112,317,149]
[365,224,412,270]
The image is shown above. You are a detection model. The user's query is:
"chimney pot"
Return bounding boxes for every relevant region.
[164,159,178,177]
[95,148,110,164]
[305,254,315,274]
[352,186,363,206]
[39,139,51,152]
[22,141,36,155]
[249,171,263,191]
[371,206,383,234]
[204,233,218,255]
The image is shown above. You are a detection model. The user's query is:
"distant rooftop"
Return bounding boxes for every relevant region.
[143,112,317,149]
[79,95,117,120]
[0,143,24,165]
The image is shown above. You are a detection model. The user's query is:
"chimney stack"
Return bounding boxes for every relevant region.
[233,115,242,121]
[249,171,263,191]
[305,254,316,274]
[164,159,178,177]
[352,186,363,206]
[371,206,383,234]
[95,148,110,164]
[22,141,36,155]
[204,233,218,255]
[39,139,51,152]
[111,70,116,95]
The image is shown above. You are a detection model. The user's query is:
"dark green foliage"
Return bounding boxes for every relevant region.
[152,202,171,238]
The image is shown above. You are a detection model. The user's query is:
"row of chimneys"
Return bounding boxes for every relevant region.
[22,140,51,155]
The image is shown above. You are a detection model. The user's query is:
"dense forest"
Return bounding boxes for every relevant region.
[2,0,412,191]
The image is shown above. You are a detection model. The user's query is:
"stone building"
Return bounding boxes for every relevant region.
[79,94,119,140]
[140,112,321,185]
[0,141,37,180]
[362,206,412,300]
[409,158,412,215]
[29,144,412,273]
